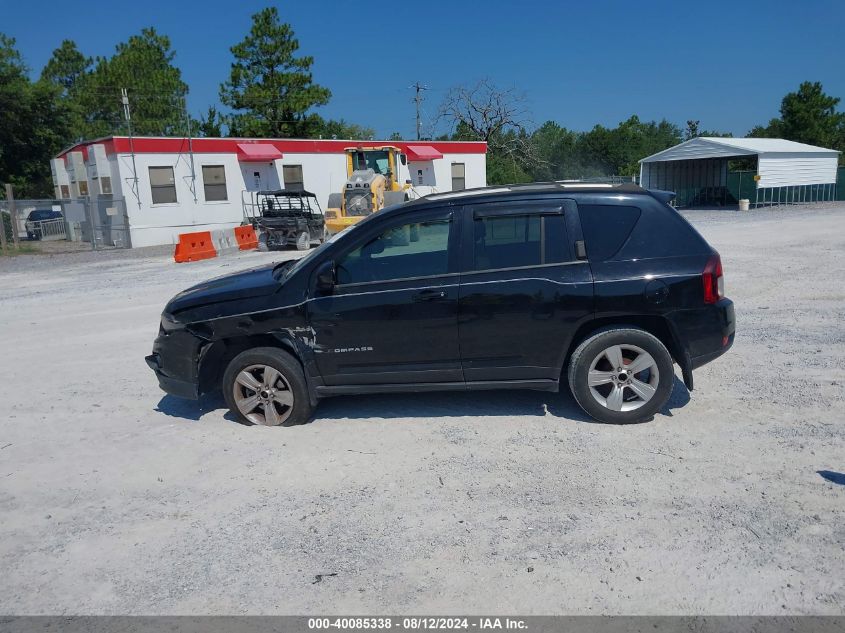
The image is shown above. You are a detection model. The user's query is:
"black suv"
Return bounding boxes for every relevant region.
[146,183,735,425]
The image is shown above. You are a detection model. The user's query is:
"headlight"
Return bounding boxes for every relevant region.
[160,312,183,333]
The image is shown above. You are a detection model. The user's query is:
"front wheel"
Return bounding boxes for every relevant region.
[222,347,313,426]
[295,231,310,251]
[567,328,674,424]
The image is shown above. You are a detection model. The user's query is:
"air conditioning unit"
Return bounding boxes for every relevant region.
[67,151,90,198]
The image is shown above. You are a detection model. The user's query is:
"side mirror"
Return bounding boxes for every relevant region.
[362,238,385,257]
[315,260,336,292]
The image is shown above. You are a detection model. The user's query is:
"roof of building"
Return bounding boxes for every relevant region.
[640,137,840,163]
[55,136,487,160]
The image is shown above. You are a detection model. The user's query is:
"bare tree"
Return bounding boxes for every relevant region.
[438,78,542,165]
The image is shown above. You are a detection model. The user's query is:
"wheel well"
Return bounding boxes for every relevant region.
[198,333,301,395]
[563,316,683,372]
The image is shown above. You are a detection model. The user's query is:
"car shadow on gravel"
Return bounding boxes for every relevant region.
[817,470,845,486]
[155,376,691,426]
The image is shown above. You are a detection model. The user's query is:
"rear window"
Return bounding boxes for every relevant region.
[29,210,56,221]
[579,205,641,261]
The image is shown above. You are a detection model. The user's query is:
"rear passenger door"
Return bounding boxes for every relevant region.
[457,199,594,383]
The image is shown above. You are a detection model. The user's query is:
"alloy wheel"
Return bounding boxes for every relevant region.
[232,364,295,425]
[587,344,659,412]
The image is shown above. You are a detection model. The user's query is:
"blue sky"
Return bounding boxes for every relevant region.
[5,0,844,139]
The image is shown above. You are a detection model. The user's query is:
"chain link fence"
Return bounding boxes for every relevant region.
[0,196,131,251]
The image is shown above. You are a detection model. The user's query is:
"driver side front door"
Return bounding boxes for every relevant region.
[307,209,462,386]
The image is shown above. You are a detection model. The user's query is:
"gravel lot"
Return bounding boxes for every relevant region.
[1,205,843,615]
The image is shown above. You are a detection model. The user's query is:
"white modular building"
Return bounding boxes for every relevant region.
[639,137,840,207]
[52,137,488,247]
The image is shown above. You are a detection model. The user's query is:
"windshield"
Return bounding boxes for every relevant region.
[29,210,55,221]
[351,150,390,175]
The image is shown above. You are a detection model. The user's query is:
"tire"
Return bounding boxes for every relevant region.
[295,231,310,251]
[222,347,313,426]
[567,328,674,424]
[319,227,329,243]
[257,232,269,252]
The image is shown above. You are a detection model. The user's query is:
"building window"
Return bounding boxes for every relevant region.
[99,177,112,195]
[76,181,89,197]
[451,163,465,191]
[60,185,70,199]
[283,165,304,191]
[149,166,177,204]
[202,165,227,201]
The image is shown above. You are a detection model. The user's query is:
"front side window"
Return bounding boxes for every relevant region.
[336,218,451,285]
[472,213,568,271]
[149,166,177,204]
[202,166,227,201]
[283,165,304,191]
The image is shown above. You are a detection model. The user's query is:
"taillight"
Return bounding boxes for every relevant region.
[702,253,724,304]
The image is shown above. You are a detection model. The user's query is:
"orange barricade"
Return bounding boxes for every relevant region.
[173,231,216,263]
[234,225,258,250]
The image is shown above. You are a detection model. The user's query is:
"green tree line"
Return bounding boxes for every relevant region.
[1,6,843,196]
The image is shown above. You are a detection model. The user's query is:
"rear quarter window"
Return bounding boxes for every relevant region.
[579,205,641,261]
[613,202,709,260]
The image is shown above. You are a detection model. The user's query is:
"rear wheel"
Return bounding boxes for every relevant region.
[295,231,310,251]
[222,347,313,426]
[567,328,674,424]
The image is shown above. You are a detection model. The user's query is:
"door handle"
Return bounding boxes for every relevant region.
[413,289,447,302]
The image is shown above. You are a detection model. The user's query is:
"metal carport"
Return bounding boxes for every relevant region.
[639,137,840,207]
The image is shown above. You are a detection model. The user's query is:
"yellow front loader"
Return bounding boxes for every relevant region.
[325,146,410,235]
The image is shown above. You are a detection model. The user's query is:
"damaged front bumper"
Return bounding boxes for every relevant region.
[146,316,206,400]
[146,352,199,400]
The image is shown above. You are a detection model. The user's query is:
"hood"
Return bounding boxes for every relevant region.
[165,262,286,315]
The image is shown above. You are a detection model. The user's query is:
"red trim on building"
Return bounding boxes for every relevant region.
[57,136,487,159]
[405,145,444,161]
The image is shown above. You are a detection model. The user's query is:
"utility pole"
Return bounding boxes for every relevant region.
[183,95,197,203]
[412,82,428,141]
[0,186,8,253]
[4,183,19,249]
[121,88,141,208]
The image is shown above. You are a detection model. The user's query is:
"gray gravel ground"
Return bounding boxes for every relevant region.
[0,204,843,615]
